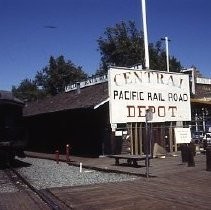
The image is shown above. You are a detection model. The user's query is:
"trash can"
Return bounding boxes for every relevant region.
[187,144,195,167]
[206,147,211,171]
[181,144,189,163]
[189,142,196,156]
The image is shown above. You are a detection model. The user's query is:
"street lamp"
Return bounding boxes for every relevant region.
[161,36,171,72]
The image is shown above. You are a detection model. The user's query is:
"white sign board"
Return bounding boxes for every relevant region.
[115,131,123,136]
[108,67,191,123]
[65,75,107,92]
[174,128,191,144]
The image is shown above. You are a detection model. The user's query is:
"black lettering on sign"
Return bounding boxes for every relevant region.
[126,105,177,119]
[168,93,189,102]
[158,106,165,117]
[113,90,144,100]
[114,90,118,99]
[137,106,146,117]
[169,106,177,117]
[127,106,135,117]
[148,92,165,101]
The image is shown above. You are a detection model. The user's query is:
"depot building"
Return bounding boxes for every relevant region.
[23,67,211,157]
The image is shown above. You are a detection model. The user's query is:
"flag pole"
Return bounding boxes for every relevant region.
[141,0,150,69]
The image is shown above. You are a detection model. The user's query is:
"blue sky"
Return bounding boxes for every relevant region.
[0,0,211,90]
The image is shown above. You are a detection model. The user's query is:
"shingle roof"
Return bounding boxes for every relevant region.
[23,82,108,117]
[22,79,211,117]
[0,90,24,106]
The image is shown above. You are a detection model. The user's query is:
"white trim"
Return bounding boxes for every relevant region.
[65,75,108,92]
[94,98,109,109]
[196,77,211,85]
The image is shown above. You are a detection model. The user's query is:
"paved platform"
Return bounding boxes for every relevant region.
[25,151,207,177]
[1,151,211,209]
[24,151,211,209]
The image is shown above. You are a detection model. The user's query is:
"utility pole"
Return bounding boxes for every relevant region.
[141,0,150,69]
[161,36,171,72]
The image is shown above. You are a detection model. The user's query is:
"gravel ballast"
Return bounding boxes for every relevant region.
[0,170,19,193]
[16,157,138,190]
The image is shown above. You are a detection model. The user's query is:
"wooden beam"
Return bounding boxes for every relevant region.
[129,123,134,155]
[134,122,138,155]
[139,123,143,155]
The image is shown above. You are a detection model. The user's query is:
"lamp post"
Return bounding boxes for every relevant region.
[161,36,171,72]
[145,108,153,178]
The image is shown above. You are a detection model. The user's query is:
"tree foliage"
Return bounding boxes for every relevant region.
[97,21,182,74]
[12,56,88,101]
[35,56,87,95]
[12,79,44,102]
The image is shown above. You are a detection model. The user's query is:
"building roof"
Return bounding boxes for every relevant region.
[23,74,211,117]
[191,98,211,105]
[0,90,24,106]
[23,82,108,117]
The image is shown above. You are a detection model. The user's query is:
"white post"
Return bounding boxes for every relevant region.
[141,0,150,69]
[161,36,170,72]
[191,69,196,94]
[165,37,170,72]
[79,162,82,173]
[181,68,195,95]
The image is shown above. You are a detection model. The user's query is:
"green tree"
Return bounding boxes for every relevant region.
[97,21,181,74]
[12,79,44,102]
[35,56,88,95]
[13,55,88,101]
[97,21,144,74]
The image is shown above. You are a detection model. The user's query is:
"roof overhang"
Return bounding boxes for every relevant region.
[94,98,109,109]
[191,98,211,105]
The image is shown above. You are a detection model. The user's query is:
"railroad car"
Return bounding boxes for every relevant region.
[0,90,26,164]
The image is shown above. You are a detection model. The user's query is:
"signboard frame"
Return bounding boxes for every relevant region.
[108,67,191,124]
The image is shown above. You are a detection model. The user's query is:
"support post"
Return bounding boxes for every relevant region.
[130,123,134,155]
[135,122,138,155]
[139,123,143,155]
[169,122,173,153]
[145,120,149,178]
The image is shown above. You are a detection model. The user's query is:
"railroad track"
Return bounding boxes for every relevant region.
[1,166,70,210]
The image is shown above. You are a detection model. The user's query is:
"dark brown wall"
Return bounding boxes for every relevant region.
[24,104,111,157]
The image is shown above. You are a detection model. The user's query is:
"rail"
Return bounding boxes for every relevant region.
[4,166,68,210]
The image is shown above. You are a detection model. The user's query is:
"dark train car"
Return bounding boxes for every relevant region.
[0,90,26,163]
